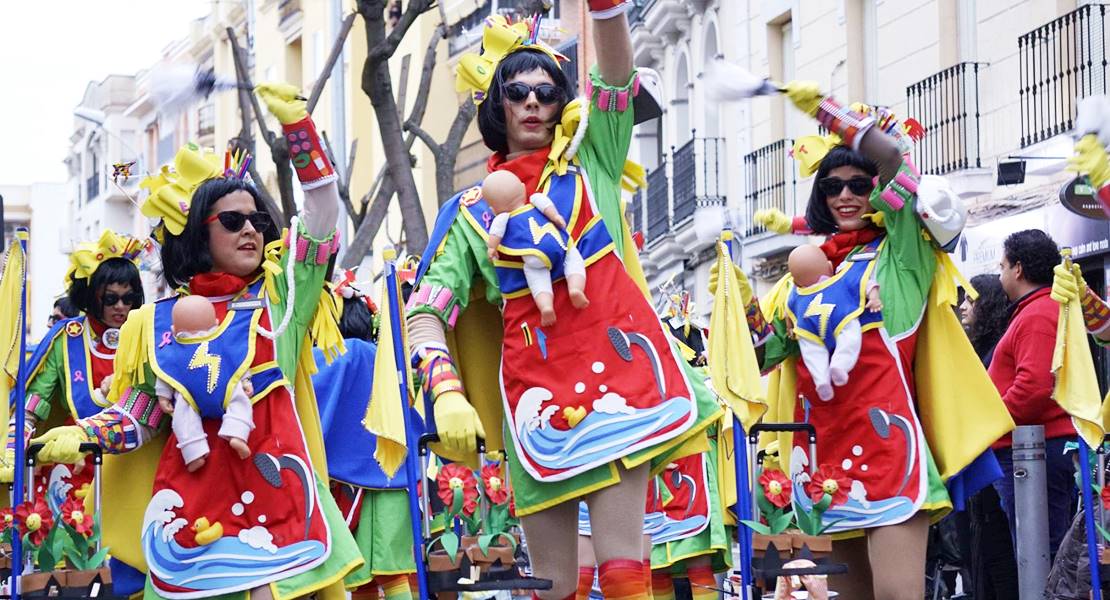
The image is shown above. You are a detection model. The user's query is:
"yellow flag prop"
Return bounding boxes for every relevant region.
[1052,251,1105,449]
[0,238,26,448]
[364,252,410,478]
[707,233,766,430]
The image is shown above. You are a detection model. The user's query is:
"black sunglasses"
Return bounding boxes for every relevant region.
[101,291,142,308]
[818,176,875,197]
[502,82,563,105]
[205,210,274,233]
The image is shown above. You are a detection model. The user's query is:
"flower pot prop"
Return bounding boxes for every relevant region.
[741,469,795,559]
[744,464,850,590]
[464,465,519,578]
[426,463,482,582]
[9,496,115,599]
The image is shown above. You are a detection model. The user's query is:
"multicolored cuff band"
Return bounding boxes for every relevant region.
[118,387,169,431]
[5,420,34,453]
[877,166,920,212]
[1097,184,1110,216]
[585,73,640,113]
[816,97,876,151]
[78,411,138,454]
[746,298,772,347]
[790,216,812,235]
[587,0,632,19]
[412,344,466,402]
[286,225,341,265]
[407,284,461,328]
[282,117,337,190]
[26,393,48,422]
[1082,287,1110,334]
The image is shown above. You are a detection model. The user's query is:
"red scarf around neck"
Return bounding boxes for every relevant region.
[819,227,883,269]
[190,272,251,297]
[486,147,552,198]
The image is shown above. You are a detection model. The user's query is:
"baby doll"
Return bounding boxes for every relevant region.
[787,244,882,401]
[156,295,254,472]
[483,170,588,326]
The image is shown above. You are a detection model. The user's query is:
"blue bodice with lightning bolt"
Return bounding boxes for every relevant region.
[499,205,570,270]
[149,281,265,418]
[786,240,883,351]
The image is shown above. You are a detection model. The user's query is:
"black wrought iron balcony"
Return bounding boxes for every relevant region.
[278,0,302,26]
[645,164,670,243]
[743,139,795,238]
[449,1,491,56]
[906,62,983,175]
[85,173,100,203]
[1018,3,1110,147]
[557,38,579,95]
[672,136,726,224]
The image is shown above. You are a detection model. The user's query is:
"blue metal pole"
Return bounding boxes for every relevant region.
[732,419,753,592]
[385,252,430,600]
[1080,442,1102,600]
[12,229,29,600]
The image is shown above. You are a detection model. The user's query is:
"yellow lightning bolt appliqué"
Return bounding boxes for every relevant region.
[188,341,222,394]
[804,292,835,339]
[528,217,567,250]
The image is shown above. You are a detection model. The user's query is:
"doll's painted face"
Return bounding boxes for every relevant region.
[172,295,219,336]
[482,170,527,215]
[788,244,833,288]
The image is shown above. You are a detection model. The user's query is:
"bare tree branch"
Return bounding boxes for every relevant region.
[342,176,396,268]
[405,121,440,155]
[227,28,275,146]
[307,12,358,114]
[369,0,434,62]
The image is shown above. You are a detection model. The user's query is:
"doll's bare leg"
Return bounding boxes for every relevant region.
[248,584,273,600]
[564,246,589,309]
[523,256,557,326]
[827,533,873,600]
[520,498,580,599]
[228,438,250,459]
[866,511,928,600]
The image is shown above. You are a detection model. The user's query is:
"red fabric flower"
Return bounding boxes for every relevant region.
[758,469,792,509]
[60,498,93,537]
[436,463,479,516]
[14,499,53,546]
[807,465,851,507]
[482,465,510,505]
[1102,484,1110,511]
[0,507,13,532]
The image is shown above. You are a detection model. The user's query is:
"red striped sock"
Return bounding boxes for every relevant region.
[642,559,653,599]
[651,570,675,600]
[351,584,380,600]
[576,565,597,600]
[599,558,649,600]
[686,565,716,600]
[376,574,414,600]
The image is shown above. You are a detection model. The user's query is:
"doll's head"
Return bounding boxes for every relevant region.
[788,244,833,288]
[172,295,219,337]
[482,170,527,215]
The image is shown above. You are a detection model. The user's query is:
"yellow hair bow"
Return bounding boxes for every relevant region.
[140,144,223,237]
[66,230,144,284]
[791,133,842,179]
[454,15,566,105]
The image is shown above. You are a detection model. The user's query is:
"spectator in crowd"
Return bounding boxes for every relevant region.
[961,274,1019,599]
[47,296,79,327]
[989,229,1076,558]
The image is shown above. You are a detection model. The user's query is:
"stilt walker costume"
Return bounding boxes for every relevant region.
[742,88,1014,536]
[406,8,725,598]
[3,230,148,591]
[30,84,363,599]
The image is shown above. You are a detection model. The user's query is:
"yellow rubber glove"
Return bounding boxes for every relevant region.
[255,82,308,125]
[708,260,753,306]
[1069,134,1110,189]
[1051,263,1087,305]
[432,392,486,462]
[30,426,93,465]
[0,449,13,484]
[754,209,792,235]
[782,80,823,117]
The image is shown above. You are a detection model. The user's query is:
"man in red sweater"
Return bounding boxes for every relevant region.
[989,229,1076,557]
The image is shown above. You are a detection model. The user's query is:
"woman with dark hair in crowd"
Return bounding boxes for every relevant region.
[31,86,363,598]
[2,230,147,590]
[954,274,1020,599]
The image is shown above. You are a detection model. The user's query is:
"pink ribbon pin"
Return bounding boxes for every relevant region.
[73,370,85,383]
[482,211,493,230]
[159,331,174,348]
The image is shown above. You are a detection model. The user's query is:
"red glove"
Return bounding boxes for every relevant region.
[282,117,336,190]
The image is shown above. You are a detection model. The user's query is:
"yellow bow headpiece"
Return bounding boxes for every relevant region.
[66,230,145,284]
[455,14,567,105]
[139,144,227,239]
[791,133,843,179]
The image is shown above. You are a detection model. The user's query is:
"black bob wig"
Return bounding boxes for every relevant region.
[803,145,880,235]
